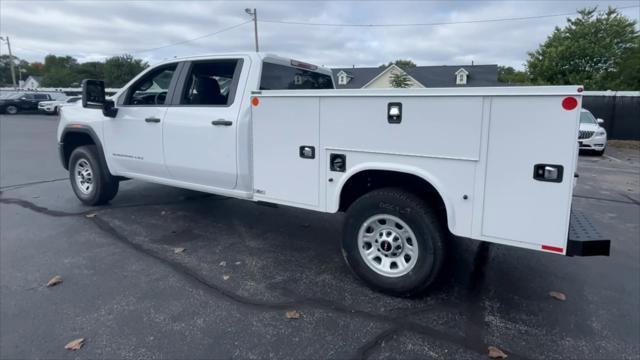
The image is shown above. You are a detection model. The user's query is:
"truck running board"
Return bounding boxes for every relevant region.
[566,210,611,256]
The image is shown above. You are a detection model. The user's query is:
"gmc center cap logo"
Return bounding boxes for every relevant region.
[381,240,392,252]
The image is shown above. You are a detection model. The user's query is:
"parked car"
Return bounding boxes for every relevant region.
[578,108,607,155]
[38,96,82,115]
[57,53,609,296]
[0,93,52,114]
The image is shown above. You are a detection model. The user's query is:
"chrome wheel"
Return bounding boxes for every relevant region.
[74,159,94,194]
[357,214,418,277]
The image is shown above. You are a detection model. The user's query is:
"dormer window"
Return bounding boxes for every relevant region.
[455,68,469,85]
[337,71,350,85]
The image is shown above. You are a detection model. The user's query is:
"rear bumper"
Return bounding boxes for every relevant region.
[566,210,610,256]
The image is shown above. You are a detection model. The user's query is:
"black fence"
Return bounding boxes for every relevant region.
[582,93,640,140]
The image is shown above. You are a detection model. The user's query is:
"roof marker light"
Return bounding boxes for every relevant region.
[251,97,260,107]
[290,59,318,71]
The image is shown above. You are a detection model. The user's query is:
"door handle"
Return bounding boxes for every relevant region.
[211,119,233,126]
[145,117,161,123]
[533,164,564,182]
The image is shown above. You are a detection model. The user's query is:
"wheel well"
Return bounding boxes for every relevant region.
[339,170,448,225]
[61,132,95,169]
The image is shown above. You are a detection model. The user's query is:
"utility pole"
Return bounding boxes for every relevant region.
[0,36,17,87]
[245,8,259,52]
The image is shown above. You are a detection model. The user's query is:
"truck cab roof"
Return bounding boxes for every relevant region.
[153,52,333,78]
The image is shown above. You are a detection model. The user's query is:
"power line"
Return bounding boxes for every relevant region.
[5,20,252,59]
[260,5,640,27]
[125,20,252,54]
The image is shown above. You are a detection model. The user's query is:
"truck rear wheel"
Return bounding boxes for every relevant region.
[69,145,119,206]
[342,188,445,296]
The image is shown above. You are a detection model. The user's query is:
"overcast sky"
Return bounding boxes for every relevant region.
[1,0,638,70]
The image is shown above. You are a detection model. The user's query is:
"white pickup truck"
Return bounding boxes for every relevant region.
[57,53,609,296]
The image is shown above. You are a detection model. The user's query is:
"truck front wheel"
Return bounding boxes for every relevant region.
[69,145,119,206]
[342,188,446,296]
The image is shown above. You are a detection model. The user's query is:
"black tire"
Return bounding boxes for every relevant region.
[68,145,119,206]
[342,188,446,297]
[5,105,18,115]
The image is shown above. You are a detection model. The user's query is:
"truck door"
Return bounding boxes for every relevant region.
[103,63,179,178]
[481,96,580,251]
[162,58,248,189]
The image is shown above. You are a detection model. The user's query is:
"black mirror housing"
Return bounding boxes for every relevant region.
[82,79,117,118]
[82,79,106,108]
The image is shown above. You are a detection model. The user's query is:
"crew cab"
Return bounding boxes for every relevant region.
[0,92,52,114]
[57,53,610,296]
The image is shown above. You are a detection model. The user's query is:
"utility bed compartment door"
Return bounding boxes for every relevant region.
[481,96,579,251]
[252,97,320,209]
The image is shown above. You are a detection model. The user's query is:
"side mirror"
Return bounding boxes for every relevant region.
[82,79,117,118]
[82,79,105,108]
[597,118,604,124]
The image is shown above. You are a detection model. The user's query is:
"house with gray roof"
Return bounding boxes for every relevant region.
[332,64,499,89]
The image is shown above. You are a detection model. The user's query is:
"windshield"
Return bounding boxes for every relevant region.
[580,111,597,125]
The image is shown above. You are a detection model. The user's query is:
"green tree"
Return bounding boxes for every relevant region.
[498,66,529,84]
[605,38,640,90]
[41,55,80,87]
[76,62,105,82]
[527,6,639,90]
[380,59,417,71]
[390,72,412,88]
[103,54,148,87]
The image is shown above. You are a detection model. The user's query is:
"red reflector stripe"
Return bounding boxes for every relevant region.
[542,245,564,253]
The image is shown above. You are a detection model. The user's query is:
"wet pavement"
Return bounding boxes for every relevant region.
[1,114,639,359]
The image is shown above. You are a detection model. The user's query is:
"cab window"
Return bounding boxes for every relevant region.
[259,62,333,90]
[125,64,177,106]
[180,60,241,106]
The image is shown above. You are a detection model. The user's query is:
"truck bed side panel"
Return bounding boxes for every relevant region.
[252,97,321,209]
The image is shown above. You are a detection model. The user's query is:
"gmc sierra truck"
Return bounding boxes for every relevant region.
[57,53,610,296]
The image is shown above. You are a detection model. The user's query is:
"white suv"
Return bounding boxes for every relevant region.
[578,109,607,155]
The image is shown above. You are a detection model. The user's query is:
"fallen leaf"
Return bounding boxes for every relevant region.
[46,275,63,287]
[173,247,186,254]
[223,275,230,281]
[285,310,300,319]
[549,291,566,301]
[488,346,507,359]
[219,261,226,266]
[65,338,85,351]
[85,213,97,218]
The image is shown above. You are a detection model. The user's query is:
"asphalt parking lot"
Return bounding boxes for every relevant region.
[1,114,639,359]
